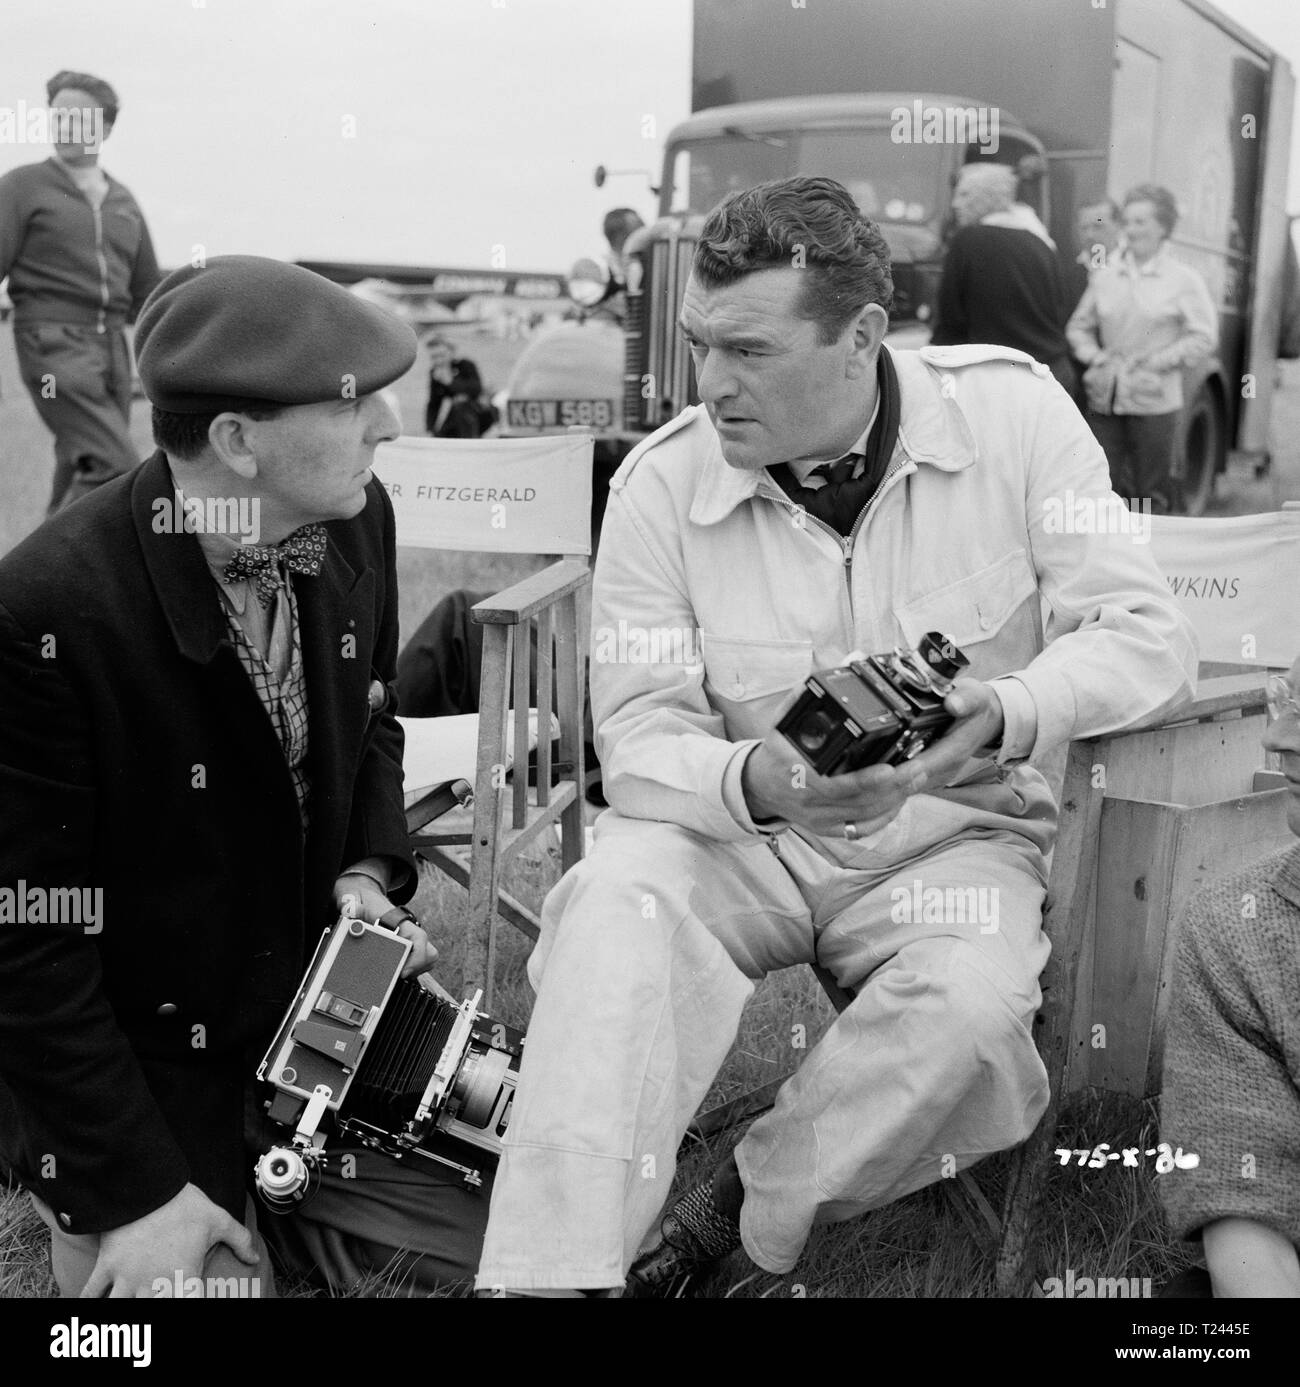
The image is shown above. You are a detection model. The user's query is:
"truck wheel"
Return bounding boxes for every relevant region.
[1178,385,1223,516]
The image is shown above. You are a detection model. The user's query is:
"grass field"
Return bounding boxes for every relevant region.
[0,325,1200,1300]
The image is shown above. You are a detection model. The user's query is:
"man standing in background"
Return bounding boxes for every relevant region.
[930,163,1074,394]
[0,71,159,513]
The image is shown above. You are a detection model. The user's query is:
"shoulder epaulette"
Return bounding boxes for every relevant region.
[918,344,1052,376]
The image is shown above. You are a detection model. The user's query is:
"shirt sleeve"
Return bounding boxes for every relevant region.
[127,209,161,321]
[0,599,193,1233]
[590,479,764,843]
[995,372,1198,758]
[0,169,26,285]
[1065,281,1103,364]
[1144,266,1219,373]
[988,675,1038,762]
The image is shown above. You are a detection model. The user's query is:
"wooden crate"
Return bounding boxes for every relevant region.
[1065,691,1291,1095]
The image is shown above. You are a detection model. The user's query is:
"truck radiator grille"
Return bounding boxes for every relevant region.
[624,230,698,431]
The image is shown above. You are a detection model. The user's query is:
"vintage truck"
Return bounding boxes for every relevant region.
[601,0,1295,514]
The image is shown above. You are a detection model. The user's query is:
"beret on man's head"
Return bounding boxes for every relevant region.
[135,255,418,414]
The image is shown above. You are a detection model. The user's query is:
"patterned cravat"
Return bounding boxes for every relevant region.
[222,524,328,607]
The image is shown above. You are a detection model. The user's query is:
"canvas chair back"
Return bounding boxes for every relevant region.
[1147,503,1300,668]
[375,432,593,557]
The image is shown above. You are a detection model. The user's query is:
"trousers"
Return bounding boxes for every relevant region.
[1087,409,1181,513]
[12,321,139,514]
[477,794,1055,1290]
[32,1087,492,1297]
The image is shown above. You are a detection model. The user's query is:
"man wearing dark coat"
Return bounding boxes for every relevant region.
[0,255,488,1297]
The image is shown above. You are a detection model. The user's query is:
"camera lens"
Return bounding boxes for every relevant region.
[255,1145,321,1212]
[796,709,837,753]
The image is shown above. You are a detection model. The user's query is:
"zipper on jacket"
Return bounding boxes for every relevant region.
[764,451,914,631]
[91,204,109,333]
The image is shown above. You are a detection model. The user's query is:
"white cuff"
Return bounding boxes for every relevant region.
[988,676,1039,763]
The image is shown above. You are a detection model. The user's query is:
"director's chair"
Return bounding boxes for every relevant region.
[377,432,593,1007]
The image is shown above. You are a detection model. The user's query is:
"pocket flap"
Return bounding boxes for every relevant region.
[700,634,813,702]
[896,549,1036,651]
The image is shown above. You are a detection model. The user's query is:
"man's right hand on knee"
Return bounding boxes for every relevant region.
[80,1182,259,1298]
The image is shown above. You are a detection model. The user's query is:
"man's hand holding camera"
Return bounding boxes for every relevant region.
[742,722,924,838]
[904,677,1005,786]
[332,867,437,980]
[744,676,1004,839]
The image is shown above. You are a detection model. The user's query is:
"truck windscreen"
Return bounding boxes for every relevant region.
[668,128,949,235]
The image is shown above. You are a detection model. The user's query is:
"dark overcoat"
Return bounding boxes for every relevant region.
[0,450,416,1233]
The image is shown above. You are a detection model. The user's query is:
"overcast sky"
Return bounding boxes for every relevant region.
[1,0,1297,273]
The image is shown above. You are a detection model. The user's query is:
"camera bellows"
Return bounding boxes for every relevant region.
[350,981,459,1123]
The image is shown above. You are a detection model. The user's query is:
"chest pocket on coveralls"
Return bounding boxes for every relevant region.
[700,634,814,743]
[894,549,1037,683]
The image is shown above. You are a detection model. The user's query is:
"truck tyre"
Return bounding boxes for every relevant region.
[1177,383,1223,516]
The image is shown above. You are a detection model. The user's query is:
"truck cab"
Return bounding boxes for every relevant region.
[625,93,1048,436]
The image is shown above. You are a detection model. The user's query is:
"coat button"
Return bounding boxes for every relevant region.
[156,1002,179,1017]
[367,679,386,714]
[979,613,994,631]
[58,1211,72,1228]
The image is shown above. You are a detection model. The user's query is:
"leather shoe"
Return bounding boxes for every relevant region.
[625,1178,743,1297]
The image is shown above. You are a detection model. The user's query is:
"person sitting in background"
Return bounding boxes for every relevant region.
[0,70,160,513]
[1159,653,1300,1297]
[1066,183,1217,514]
[930,163,1074,394]
[423,333,497,438]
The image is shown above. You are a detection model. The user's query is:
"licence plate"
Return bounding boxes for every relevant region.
[507,398,614,429]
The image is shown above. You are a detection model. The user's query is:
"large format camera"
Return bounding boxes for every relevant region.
[777,631,970,776]
[254,915,521,1212]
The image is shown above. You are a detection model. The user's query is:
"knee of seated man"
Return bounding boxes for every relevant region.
[906,940,1042,1056]
[558,815,714,907]
[536,818,725,978]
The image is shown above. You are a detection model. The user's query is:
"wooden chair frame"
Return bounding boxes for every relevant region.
[405,561,588,1007]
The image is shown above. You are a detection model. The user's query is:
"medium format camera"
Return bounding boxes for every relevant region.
[777,631,970,775]
[254,915,522,1211]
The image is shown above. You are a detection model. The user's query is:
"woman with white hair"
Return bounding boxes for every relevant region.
[1067,183,1218,513]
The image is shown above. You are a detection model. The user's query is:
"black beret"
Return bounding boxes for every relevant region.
[135,255,418,414]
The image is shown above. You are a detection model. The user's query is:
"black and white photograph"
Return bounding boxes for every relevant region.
[1,0,1298,1360]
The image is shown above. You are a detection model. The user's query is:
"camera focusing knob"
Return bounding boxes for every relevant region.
[917,631,969,683]
[896,731,926,761]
